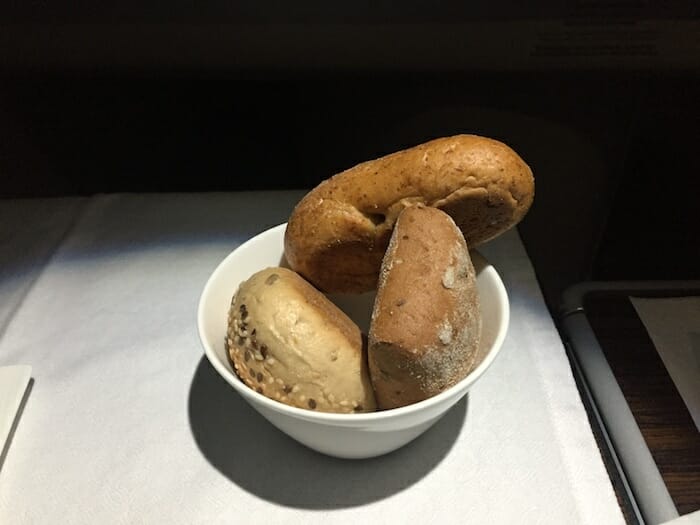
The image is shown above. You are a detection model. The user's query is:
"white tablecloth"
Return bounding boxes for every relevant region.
[0,192,623,524]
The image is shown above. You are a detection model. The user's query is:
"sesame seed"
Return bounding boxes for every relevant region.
[299,395,306,402]
[244,350,251,362]
[292,385,300,393]
[267,377,274,384]
[256,372,263,382]
[308,399,317,409]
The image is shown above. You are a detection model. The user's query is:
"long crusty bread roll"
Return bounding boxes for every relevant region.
[227,267,376,413]
[284,134,533,293]
[368,205,481,409]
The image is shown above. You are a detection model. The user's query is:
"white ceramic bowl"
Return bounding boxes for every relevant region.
[198,223,509,459]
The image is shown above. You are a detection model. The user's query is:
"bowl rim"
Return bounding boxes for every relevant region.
[198,222,510,423]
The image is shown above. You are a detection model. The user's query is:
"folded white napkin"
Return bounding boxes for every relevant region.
[631,296,700,431]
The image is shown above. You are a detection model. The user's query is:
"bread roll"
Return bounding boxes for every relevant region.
[368,205,481,409]
[227,267,376,413]
[285,134,533,293]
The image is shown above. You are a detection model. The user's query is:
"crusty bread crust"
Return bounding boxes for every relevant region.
[284,134,533,293]
[368,206,481,409]
[227,267,376,413]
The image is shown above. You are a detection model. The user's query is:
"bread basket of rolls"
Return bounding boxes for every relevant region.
[198,134,533,458]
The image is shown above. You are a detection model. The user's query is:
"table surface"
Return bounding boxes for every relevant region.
[0,192,623,525]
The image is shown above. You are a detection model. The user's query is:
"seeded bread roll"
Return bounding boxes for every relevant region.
[227,267,377,413]
[285,134,533,293]
[368,205,481,409]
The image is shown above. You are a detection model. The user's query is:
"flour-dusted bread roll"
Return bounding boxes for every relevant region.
[227,267,377,413]
[368,205,481,409]
[285,134,533,293]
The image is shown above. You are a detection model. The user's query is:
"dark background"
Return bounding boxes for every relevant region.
[1,2,698,310]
